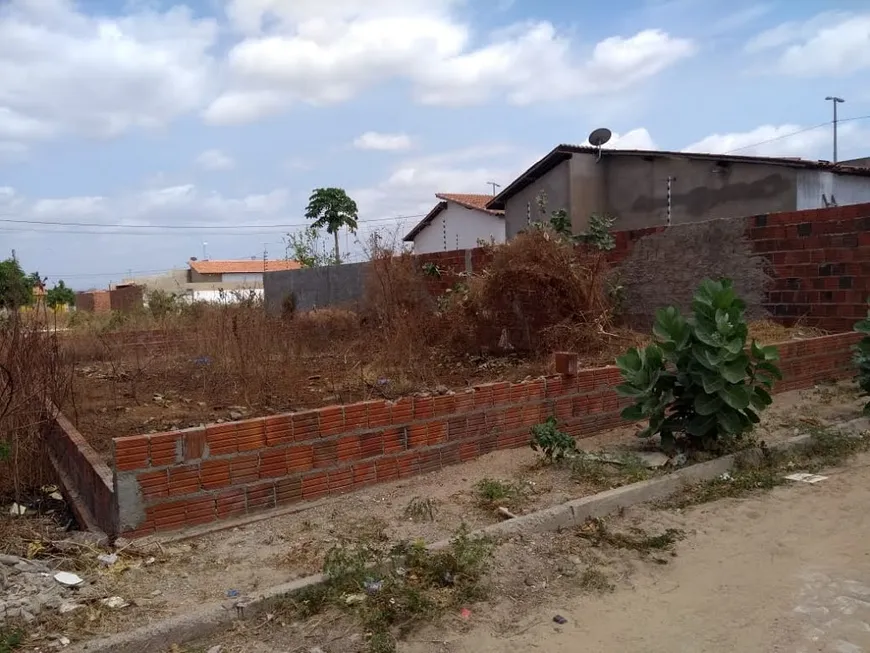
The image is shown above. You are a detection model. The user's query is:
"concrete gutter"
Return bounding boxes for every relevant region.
[68,422,867,653]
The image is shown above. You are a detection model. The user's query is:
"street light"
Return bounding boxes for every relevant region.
[825,96,845,163]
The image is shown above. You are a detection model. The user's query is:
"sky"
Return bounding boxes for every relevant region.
[1,0,870,289]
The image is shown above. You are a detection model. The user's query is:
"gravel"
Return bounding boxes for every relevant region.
[0,553,80,623]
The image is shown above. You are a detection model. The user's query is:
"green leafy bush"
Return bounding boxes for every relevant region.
[854,301,870,415]
[530,416,577,462]
[615,278,782,451]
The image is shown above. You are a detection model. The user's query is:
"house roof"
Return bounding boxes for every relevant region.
[403,193,503,242]
[487,144,870,210]
[189,259,302,274]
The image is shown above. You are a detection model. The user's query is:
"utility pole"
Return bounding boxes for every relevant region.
[825,96,845,163]
[487,181,501,195]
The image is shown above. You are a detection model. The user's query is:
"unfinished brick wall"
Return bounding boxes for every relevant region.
[108,332,859,538]
[609,202,870,332]
[109,285,144,313]
[74,290,111,313]
[43,404,116,535]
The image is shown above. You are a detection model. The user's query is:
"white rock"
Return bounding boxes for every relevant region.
[59,602,83,614]
[100,596,129,609]
[54,572,84,587]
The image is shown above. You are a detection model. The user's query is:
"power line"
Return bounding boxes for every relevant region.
[0,212,425,231]
[723,114,870,155]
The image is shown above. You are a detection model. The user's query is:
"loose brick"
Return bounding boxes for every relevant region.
[554,351,578,375]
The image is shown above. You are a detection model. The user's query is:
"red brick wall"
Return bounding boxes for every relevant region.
[414,203,870,333]
[109,285,144,313]
[111,331,859,538]
[74,290,111,313]
[43,403,116,535]
[607,203,870,332]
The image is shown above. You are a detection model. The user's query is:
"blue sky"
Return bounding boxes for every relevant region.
[1,0,869,289]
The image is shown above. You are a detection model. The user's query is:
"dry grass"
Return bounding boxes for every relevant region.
[56,231,823,462]
[0,309,73,501]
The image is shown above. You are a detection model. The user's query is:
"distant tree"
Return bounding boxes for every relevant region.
[46,280,76,310]
[284,226,332,268]
[304,187,359,264]
[0,258,34,309]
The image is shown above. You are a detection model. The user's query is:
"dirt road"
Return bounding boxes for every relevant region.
[408,454,870,653]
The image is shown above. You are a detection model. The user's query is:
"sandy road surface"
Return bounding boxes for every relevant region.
[409,454,870,653]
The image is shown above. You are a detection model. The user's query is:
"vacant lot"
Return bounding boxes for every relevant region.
[0,381,863,652]
[60,315,813,463]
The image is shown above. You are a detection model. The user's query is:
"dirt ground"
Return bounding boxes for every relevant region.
[61,320,810,462]
[181,417,870,653]
[2,381,864,652]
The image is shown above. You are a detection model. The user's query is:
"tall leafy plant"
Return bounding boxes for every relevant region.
[854,301,870,415]
[616,278,782,451]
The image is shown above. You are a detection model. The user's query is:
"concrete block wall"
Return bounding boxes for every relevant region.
[109,331,859,538]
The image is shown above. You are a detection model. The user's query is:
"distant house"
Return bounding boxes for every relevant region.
[183,258,301,303]
[403,193,505,254]
[487,145,870,237]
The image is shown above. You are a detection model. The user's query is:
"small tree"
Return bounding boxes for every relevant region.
[46,280,75,310]
[854,301,870,415]
[304,187,359,264]
[284,226,332,268]
[616,278,781,451]
[0,258,34,309]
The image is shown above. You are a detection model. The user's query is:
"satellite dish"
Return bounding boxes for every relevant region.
[588,127,612,148]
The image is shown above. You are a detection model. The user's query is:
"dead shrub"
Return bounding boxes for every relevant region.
[0,309,73,501]
[440,227,615,354]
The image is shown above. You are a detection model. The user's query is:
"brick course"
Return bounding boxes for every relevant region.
[109,331,859,537]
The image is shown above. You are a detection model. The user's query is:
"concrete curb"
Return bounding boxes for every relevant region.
[69,424,868,653]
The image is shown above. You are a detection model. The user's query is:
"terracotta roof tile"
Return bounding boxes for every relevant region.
[189,259,302,274]
[435,193,503,215]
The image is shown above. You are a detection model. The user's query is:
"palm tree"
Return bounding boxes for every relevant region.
[304,187,359,264]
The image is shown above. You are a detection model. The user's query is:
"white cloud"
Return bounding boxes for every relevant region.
[2,184,290,229]
[353,131,412,151]
[682,122,870,160]
[0,0,218,143]
[206,1,694,124]
[196,149,235,170]
[583,128,657,150]
[746,12,870,76]
[350,144,533,222]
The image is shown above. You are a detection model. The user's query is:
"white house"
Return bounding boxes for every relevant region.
[403,193,505,253]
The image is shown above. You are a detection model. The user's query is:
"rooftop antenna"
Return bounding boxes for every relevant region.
[587,127,612,162]
[486,181,501,195]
